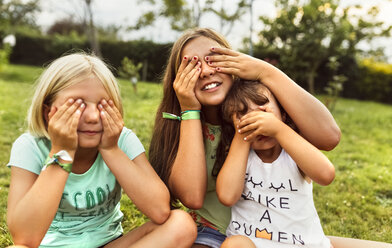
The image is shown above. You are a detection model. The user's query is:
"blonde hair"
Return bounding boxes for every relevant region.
[27,53,123,139]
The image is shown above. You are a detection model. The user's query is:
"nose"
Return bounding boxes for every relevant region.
[200,61,215,79]
[82,103,100,123]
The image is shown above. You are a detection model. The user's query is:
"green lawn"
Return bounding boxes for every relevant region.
[0,64,391,246]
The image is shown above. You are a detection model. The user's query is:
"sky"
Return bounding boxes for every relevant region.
[36,0,392,61]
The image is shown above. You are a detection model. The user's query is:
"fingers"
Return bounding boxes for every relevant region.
[99,99,124,132]
[52,99,83,123]
[174,56,201,88]
[210,46,238,56]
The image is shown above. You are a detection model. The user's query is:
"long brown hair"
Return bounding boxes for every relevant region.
[149,28,231,203]
[213,80,298,177]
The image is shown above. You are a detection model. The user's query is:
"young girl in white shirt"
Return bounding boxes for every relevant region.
[216,80,334,248]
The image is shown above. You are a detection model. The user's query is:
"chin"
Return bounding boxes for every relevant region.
[199,95,226,106]
[78,138,101,149]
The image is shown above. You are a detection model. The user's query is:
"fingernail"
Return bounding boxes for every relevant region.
[108,100,113,105]
[197,68,201,71]
[102,99,107,105]
[76,110,81,115]
[238,129,241,133]
[205,56,209,61]
[217,67,221,71]
[184,56,187,60]
[80,103,85,108]
[68,99,74,103]
[193,56,197,60]
[211,47,215,51]
[101,111,105,115]
[244,137,247,141]
[208,61,212,65]
[98,104,103,109]
[76,99,82,104]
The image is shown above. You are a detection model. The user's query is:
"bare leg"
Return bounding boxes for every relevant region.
[105,210,197,248]
[328,236,392,248]
[220,235,256,248]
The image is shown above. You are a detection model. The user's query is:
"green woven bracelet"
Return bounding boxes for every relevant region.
[181,110,201,120]
[162,110,201,121]
[43,152,73,173]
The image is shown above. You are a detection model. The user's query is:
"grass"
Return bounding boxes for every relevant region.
[0,64,391,246]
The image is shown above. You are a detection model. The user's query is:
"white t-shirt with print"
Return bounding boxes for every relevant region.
[226,149,331,248]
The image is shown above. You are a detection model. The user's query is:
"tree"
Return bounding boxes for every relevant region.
[131,0,248,36]
[254,0,391,94]
[118,57,143,93]
[83,0,101,57]
[0,0,40,36]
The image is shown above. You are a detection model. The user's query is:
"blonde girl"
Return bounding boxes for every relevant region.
[149,27,391,248]
[6,53,196,248]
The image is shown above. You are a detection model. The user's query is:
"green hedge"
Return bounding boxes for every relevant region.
[9,33,172,82]
[343,59,392,104]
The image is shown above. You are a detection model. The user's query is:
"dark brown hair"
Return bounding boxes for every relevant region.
[212,79,297,177]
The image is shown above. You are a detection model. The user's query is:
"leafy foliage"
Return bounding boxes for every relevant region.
[131,0,248,35]
[254,0,391,94]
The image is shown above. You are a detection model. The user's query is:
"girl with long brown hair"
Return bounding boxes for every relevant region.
[149,28,389,248]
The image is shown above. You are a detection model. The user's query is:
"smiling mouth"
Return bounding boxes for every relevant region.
[202,82,221,91]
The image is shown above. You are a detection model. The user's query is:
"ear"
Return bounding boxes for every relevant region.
[43,104,50,125]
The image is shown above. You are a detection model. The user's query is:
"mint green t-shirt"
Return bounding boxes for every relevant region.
[194,123,231,234]
[7,127,145,248]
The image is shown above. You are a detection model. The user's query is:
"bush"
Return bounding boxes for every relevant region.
[343,59,392,104]
[9,32,172,82]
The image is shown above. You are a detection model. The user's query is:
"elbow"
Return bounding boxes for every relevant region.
[216,189,239,207]
[181,192,205,210]
[318,167,335,186]
[9,230,41,248]
[321,126,341,151]
[151,204,171,224]
[8,220,40,248]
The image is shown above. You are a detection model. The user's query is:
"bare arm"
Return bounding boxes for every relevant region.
[207,48,341,150]
[7,99,83,247]
[216,130,250,206]
[100,149,171,224]
[98,99,170,223]
[257,61,340,151]
[7,166,69,247]
[168,55,207,209]
[169,119,207,209]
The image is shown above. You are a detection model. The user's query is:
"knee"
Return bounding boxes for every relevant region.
[167,210,197,245]
[221,235,256,248]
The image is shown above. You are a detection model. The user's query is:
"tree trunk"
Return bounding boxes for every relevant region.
[85,0,101,57]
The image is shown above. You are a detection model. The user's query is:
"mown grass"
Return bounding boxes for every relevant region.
[0,64,391,246]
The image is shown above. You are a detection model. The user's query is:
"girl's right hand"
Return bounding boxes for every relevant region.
[47,98,85,157]
[237,106,283,142]
[173,55,202,111]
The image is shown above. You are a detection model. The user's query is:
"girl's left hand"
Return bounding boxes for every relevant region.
[98,99,124,150]
[205,47,263,81]
[238,106,283,142]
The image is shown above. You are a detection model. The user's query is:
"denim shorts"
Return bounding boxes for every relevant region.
[194,226,227,248]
